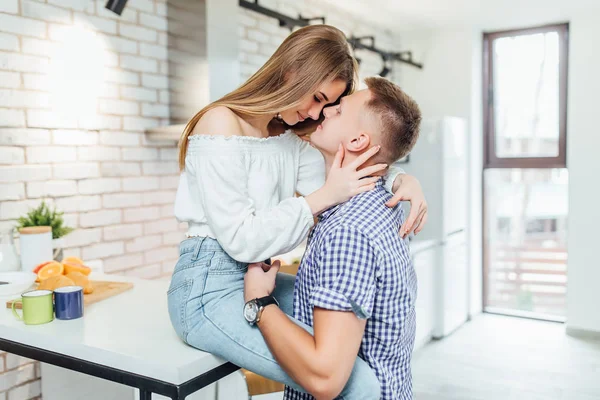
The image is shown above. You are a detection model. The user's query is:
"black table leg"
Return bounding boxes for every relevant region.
[140,389,152,400]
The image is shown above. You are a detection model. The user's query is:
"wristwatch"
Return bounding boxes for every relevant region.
[243,295,279,325]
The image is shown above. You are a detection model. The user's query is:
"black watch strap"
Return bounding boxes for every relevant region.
[256,295,279,309]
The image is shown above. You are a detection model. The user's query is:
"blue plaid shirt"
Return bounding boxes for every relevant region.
[284,181,417,400]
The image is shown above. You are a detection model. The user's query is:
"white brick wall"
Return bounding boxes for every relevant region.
[0,109,26,127]
[53,163,100,179]
[0,0,404,398]
[0,147,24,164]
[0,183,25,201]
[0,0,18,15]
[26,180,78,198]
[0,1,182,363]
[0,165,52,183]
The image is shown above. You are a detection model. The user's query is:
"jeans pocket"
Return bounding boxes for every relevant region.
[167,278,193,342]
[207,254,247,275]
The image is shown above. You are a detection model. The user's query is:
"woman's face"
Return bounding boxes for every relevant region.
[279,79,347,126]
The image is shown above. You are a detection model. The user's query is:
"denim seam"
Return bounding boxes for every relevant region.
[205,258,247,275]
[197,257,211,321]
[206,269,247,276]
[191,236,207,261]
[180,280,192,341]
[167,279,190,295]
[176,259,211,272]
[167,279,193,342]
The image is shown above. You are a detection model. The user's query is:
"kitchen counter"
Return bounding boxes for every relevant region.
[0,273,241,399]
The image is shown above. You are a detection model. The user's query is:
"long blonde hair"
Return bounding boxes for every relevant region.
[178,24,358,170]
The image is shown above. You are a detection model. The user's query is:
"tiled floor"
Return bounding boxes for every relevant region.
[412,314,600,400]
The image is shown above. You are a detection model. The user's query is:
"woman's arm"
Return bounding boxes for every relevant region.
[191,148,386,264]
[384,166,428,237]
[190,152,315,263]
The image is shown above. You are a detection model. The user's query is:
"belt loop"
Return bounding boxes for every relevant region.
[191,237,206,261]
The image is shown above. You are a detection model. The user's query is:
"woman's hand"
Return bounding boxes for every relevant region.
[386,174,428,238]
[244,260,280,303]
[305,145,387,216]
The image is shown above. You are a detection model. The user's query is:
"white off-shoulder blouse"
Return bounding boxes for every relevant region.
[174,131,403,263]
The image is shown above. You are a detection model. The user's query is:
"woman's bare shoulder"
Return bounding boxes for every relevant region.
[191,106,244,137]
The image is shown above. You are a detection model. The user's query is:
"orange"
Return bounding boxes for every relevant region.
[63,262,91,276]
[38,275,75,291]
[37,261,64,281]
[33,261,53,274]
[62,256,84,265]
[66,271,94,294]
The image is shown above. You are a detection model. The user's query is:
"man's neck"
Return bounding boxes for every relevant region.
[322,152,356,178]
[323,153,334,179]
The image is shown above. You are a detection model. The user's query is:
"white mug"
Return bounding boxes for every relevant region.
[19,226,53,272]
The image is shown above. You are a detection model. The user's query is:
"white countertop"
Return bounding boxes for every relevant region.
[0,273,229,385]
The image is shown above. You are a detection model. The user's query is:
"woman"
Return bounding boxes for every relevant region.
[168,25,427,399]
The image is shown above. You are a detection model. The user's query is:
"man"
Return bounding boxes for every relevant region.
[244,76,422,400]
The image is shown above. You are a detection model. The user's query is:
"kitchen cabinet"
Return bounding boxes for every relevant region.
[411,241,437,351]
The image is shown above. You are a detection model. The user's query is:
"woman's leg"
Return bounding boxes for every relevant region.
[185,265,380,399]
[272,272,296,316]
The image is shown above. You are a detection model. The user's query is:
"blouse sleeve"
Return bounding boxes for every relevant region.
[187,150,315,263]
[383,161,406,194]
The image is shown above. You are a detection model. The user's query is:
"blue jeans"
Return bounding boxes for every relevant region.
[167,236,380,399]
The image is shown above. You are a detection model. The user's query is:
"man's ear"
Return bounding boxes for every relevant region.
[345,131,371,153]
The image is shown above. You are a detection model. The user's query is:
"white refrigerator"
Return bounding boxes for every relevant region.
[401,116,469,338]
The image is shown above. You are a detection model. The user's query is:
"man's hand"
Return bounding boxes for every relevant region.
[244,260,280,303]
[386,174,428,238]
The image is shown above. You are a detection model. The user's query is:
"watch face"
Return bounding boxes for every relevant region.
[244,301,259,322]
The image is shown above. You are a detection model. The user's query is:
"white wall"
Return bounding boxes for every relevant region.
[397,10,600,333]
[207,0,239,101]
[238,0,400,85]
[565,12,600,334]
[397,28,484,316]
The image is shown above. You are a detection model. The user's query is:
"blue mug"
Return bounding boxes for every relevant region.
[54,286,84,320]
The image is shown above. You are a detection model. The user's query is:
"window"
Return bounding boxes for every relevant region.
[483,24,569,319]
[483,24,569,168]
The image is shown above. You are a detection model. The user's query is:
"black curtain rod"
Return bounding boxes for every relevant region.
[348,37,423,69]
[239,0,309,28]
[239,0,423,69]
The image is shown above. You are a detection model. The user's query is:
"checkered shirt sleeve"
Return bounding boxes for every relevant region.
[310,226,377,319]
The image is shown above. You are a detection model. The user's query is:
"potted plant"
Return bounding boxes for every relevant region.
[17,201,73,260]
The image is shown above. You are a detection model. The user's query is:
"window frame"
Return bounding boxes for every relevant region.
[483,23,569,169]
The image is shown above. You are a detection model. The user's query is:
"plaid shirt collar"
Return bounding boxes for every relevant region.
[318,204,341,222]
[318,178,384,222]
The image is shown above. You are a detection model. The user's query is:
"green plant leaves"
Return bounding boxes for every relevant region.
[17,201,74,240]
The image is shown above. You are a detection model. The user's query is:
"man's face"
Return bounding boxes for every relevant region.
[310,89,372,156]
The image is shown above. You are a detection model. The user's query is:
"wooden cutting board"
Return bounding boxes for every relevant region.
[6,280,134,310]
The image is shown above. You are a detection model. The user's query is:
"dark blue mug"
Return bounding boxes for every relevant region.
[54,286,84,320]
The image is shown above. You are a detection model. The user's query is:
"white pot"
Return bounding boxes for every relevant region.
[19,226,53,272]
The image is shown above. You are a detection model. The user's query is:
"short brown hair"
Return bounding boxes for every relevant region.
[364,77,421,163]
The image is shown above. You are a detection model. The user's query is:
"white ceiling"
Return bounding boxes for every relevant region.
[323,0,600,32]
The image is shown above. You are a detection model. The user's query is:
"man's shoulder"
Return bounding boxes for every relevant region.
[334,185,404,239]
